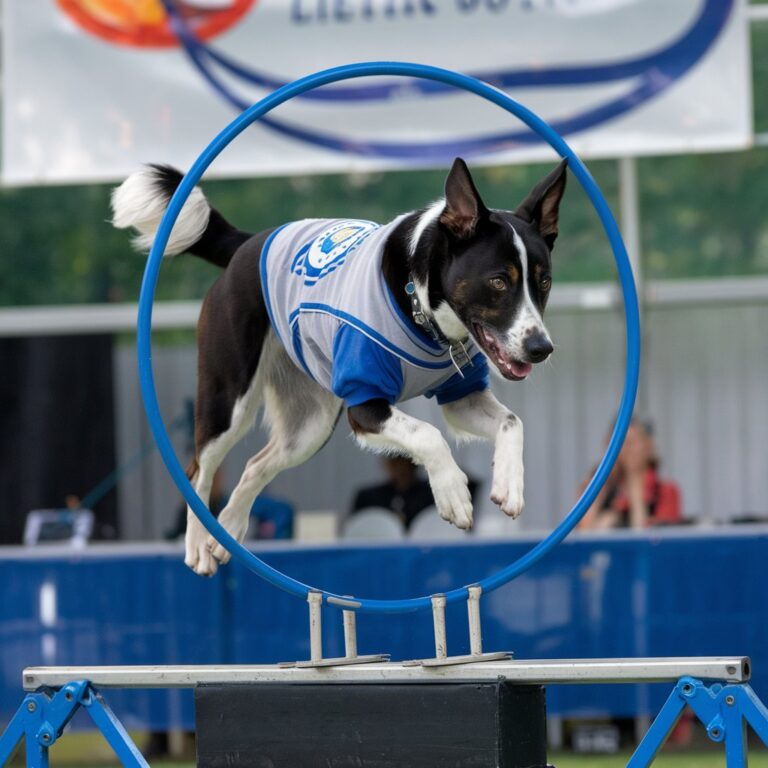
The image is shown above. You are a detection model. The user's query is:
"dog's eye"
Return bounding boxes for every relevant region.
[489,277,507,291]
[540,276,552,292]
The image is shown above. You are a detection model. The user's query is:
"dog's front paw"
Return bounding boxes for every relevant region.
[431,467,473,530]
[206,505,249,566]
[185,513,219,577]
[491,459,524,519]
[491,472,525,519]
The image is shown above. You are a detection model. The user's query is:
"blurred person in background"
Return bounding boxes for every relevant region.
[578,418,682,530]
[576,417,692,745]
[350,456,478,531]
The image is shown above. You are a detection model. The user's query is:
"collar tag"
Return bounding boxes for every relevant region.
[449,341,472,377]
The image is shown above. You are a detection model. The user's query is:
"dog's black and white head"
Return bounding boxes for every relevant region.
[408,158,567,381]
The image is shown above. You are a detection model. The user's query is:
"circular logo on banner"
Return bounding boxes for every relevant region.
[292,221,379,286]
[56,0,256,48]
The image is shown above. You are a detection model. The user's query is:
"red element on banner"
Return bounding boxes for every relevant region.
[56,0,256,48]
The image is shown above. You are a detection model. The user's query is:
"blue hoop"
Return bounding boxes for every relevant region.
[138,61,640,615]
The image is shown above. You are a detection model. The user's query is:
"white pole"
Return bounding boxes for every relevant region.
[343,610,358,659]
[308,592,323,662]
[431,595,447,660]
[618,156,643,290]
[467,586,483,656]
[747,4,768,20]
[618,155,647,414]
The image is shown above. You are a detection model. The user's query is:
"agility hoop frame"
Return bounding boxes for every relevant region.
[3,658,768,768]
[136,61,641,614]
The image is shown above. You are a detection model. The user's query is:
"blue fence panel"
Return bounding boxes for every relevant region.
[0,551,225,730]
[1,529,766,730]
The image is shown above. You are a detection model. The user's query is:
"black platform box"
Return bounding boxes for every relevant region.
[195,680,547,767]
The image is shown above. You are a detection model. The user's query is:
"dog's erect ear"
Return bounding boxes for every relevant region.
[440,158,488,239]
[515,159,568,249]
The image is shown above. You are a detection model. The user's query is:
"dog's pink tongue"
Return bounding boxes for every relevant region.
[498,355,532,380]
[510,360,533,378]
[479,327,533,379]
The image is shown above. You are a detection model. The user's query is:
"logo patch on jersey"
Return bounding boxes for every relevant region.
[291,220,379,285]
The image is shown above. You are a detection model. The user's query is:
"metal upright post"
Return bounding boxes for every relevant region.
[410,589,511,667]
[618,156,642,289]
[432,594,448,660]
[618,154,648,414]
[343,609,358,660]
[286,593,388,668]
[308,591,323,663]
[467,586,483,656]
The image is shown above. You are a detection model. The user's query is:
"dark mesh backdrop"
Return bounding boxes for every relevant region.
[0,335,117,544]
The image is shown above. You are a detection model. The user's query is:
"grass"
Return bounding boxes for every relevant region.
[20,752,768,767]
[551,752,768,767]
[26,757,768,768]
[11,731,767,767]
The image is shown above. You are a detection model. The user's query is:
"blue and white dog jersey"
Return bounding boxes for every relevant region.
[260,217,489,407]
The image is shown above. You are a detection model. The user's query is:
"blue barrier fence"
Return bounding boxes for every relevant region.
[1,528,766,730]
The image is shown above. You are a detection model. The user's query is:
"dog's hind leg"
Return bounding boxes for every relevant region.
[185,278,271,577]
[206,338,342,566]
[185,350,266,577]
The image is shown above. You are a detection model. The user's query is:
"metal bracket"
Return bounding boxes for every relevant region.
[3,666,768,767]
[0,680,148,768]
[281,591,389,668]
[404,587,512,667]
[629,676,768,767]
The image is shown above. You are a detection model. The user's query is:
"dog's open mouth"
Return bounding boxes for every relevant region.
[473,323,533,381]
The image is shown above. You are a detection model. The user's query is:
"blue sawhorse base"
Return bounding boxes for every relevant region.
[0,681,147,768]
[628,677,768,767]
[1,675,767,767]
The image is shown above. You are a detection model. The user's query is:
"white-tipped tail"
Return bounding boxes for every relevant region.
[111,167,211,256]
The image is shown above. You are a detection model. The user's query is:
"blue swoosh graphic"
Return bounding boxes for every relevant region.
[162,0,733,160]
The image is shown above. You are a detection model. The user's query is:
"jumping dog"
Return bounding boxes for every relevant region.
[112,158,566,576]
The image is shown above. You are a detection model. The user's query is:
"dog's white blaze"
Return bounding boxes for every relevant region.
[505,224,552,355]
[111,167,211,256]
[510,226,543,326]
[409,199,445,257]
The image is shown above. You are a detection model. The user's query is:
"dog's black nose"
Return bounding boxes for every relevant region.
[524,332,553,363]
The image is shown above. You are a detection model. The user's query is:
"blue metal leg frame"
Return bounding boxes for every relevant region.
[2,675,768,767]
[629,676,768,768]
[0,681,148,768]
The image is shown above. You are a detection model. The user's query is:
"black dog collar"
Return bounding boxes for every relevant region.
[405,279,472,376]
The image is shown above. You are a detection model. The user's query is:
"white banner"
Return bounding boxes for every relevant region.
[2,0,752,185]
